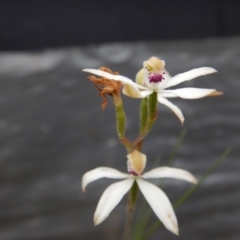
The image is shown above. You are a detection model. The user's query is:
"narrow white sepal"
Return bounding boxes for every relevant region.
[164,67,217,89]
[159,91,178,98]
[94,178,134,225]
[142,167,198,184]
[137,178,179,235]
[157,96,185,125]
[82,167,129,192]
[82,68,147,90]
[163,88,218,99]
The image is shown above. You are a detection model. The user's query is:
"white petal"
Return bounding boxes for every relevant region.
[137,178,178,235]
[82,167,129,191]
[163,69,172,81]
[157,96,184,124]
[123,84,153,98]
[83,68,147,90]
[159,92,178,98]
[163,67,217,89]
[142,167,198,184]
[94,178,134,225]
[162,88,219,99]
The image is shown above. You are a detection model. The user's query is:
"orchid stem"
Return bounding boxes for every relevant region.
[140,98,148,133]
[135,92,158,151]
[123,181,138,240]
[114,103,132,152]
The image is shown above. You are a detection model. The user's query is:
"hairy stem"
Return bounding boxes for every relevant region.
[115,103,132,151]
[135,92,158,150]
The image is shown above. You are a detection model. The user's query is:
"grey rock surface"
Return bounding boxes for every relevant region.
[0,37,239,240]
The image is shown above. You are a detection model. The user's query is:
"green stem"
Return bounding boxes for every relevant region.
[123,181,138,240]
[140,98,148,134]
[135,92,158,150]
[148,91,158,124]
[115,103,132,151]
[135,98,148,151]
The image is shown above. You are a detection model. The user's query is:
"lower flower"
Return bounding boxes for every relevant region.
[82,150,197,235]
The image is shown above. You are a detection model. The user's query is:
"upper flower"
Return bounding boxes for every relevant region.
[83,57,222,124]
[82,150,197,235]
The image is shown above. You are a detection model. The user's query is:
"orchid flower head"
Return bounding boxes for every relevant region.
[82,150,197,235]
[83,57,222,124]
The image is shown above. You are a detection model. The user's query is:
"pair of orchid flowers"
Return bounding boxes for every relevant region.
[82,57,221,235]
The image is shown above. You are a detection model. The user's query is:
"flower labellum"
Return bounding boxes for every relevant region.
[127,150,146,175]
[144,57,166,84]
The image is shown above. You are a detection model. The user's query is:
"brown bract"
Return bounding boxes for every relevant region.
[88,67,122,110]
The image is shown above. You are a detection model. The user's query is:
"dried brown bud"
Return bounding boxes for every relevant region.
[88,67,122,110]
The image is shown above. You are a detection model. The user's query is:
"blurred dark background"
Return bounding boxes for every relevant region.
[0,1,240,240]
[0,0,240,51]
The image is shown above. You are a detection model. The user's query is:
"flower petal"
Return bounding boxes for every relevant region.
[163,69,172,81]
[163,67,217,89]
[157,96,184,124]
[94,178,134,225]
[123,84,153,98]
[83,68,147,90]
[158,92,178,98]
[135,68,145,85]
[82,167,129,191]
[162,88,222,99]
[142,167,197,184]
[137,178,178,235]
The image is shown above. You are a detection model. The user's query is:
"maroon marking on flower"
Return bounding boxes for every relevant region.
[128,170,139,176]
[149,73,165,83]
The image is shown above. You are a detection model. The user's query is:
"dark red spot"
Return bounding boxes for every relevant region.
[149,74,165,83]
[128,170,139,176]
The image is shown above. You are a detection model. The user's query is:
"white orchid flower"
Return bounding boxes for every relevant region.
[82,150,197,235]
[83,57,222,124]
